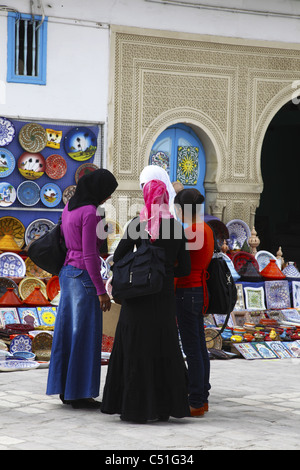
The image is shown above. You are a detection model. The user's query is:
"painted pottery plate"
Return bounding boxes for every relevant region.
[46,276,60,301]
[18,152,46,180]
[0,181,16,207]
[232,251,259,272]
[17,181,40,207]
[64,127,97,161]
[75,163,99,183]
[25,218,55,245]
[0,252,26,277]
[62,185,76,205]
[226,219,251,249]
[0,216,25,249]
[255,250,280,272]
[9,334,32,353]
[204,328,222,350]
[265,280,291,309]
[0,148,15,177]
[45,154,67,179]
[19,123,47,153]
[19,277,47,301]
[0,117,15,146]
[32,332,53,352]
[0,277,19,297]
[25,257,52,279]
[40,183,62,208]
[0,359,38,372]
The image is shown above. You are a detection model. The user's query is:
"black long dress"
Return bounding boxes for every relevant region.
[101,217,191,422]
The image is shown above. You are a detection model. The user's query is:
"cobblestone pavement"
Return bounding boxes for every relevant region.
[0,357,299,451]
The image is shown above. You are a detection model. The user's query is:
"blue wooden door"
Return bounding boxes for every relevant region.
[149,124,206,197]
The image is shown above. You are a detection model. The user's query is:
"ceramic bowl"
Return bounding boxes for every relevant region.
[12,351,36,360]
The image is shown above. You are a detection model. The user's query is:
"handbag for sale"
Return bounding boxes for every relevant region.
[27,219,67,276]
[111,238,166,300]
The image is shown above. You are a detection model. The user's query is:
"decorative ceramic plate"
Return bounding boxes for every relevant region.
[0,216,25,249]
[232,251,259,272]
[18,277,47,301]
[0,359,38,372]
[19,123,47,153]
[204,327,222,350]
[40,183,62,208]
[32,332,53,352]
[226,219,251,249]
[0,277,19,297]
[64,127,97,161]
[24,218,54,246]
[0,181,16,207]
[17,181,40,207]
[75,163,99,183]
[265,280,291,309]
[0,148,15,177]
[0,117,15,146]
[255,250,280,272]
[25,257,52,279]
[45,154,67,179]
[62,185,76,205]
[0,252,26,277]
[244,286,266,310]
[46,276,60,301]
[18,152,46,180]
[10,334,32,353]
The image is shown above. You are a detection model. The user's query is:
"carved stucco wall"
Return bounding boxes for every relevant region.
[107,26,300,227]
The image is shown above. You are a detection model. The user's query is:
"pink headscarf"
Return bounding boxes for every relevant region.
[140,179,173,242]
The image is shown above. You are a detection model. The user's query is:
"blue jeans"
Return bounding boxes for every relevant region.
[176,287,210,408]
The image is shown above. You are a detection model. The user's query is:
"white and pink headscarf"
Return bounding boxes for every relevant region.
[139,179,173,242]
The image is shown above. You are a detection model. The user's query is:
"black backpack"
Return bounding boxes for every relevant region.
[111,238,166,300]
[27,219,67,276]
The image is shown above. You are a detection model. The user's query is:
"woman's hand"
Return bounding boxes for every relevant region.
[98,293,111,312]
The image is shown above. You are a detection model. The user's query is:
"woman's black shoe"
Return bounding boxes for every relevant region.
[70,398,102,409]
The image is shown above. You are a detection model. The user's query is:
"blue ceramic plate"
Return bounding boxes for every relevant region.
[0,360,38,371]
[0,148,16,177]
[0,117,15,146]
[0,181,16,207]
[0,252,26,277]
[64,127,97,161]
[17,181,40,206]
[40,183,62,208]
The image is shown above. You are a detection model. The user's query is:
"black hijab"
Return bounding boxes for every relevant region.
[68,168,118,211]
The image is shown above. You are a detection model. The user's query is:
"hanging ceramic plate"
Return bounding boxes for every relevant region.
[255,250,280,272]
[226,219,251,249]
[17,181,40,207]
[19,123,47,153]
[25,218,55,245]
[46,276,60,301]
[0,216,25,249]
[25,257,52,279]
[0,359,38,372]
[0,252,26,277]
[18,152,46,180]
[0,277,19,297]
[64,127,97,161]
[9,334,32,353]
[0,181,16,207]
[75,162,99,183]
[232,251,259,272]
[19,277,47,301]
[0,117,15,146]
[45,154,67,179]
[40,183,62,208]
[0,148,15,177]
[62,185,76,205]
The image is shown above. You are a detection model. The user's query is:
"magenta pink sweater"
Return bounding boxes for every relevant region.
[61,203,106,295]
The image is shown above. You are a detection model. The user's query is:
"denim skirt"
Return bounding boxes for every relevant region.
[46,265,102,401]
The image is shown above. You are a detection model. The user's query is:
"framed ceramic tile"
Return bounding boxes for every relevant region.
[203,314,216,327]
[37,306,57,327]
[292,281,300,308]
[244,287,266,310]
[213,314,234,328]
[283,341,300,358]
[265,280,291,310]
[0,307,19,326]
[231,311,249,326]
[266,310,285,322]
[268,341,293,358]
[233,343,262,360]
[247,311,266,325]
[252,342,278,359]
[280,308,300,323]
[18,307,40,328]
[233,283,245,310]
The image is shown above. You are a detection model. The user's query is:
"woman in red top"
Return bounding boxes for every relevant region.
[174,188,214,417]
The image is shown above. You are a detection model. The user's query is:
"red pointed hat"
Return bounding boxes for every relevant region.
[0,287,23,306]
[261,259,286,280]
[23,286,50,306]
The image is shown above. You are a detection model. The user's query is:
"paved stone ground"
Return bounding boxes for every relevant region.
[0,357,300,451]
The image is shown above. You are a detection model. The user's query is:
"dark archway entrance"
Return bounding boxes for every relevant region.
[255,100,300,266]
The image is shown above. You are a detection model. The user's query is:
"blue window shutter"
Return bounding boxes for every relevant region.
[7,12,48,85]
